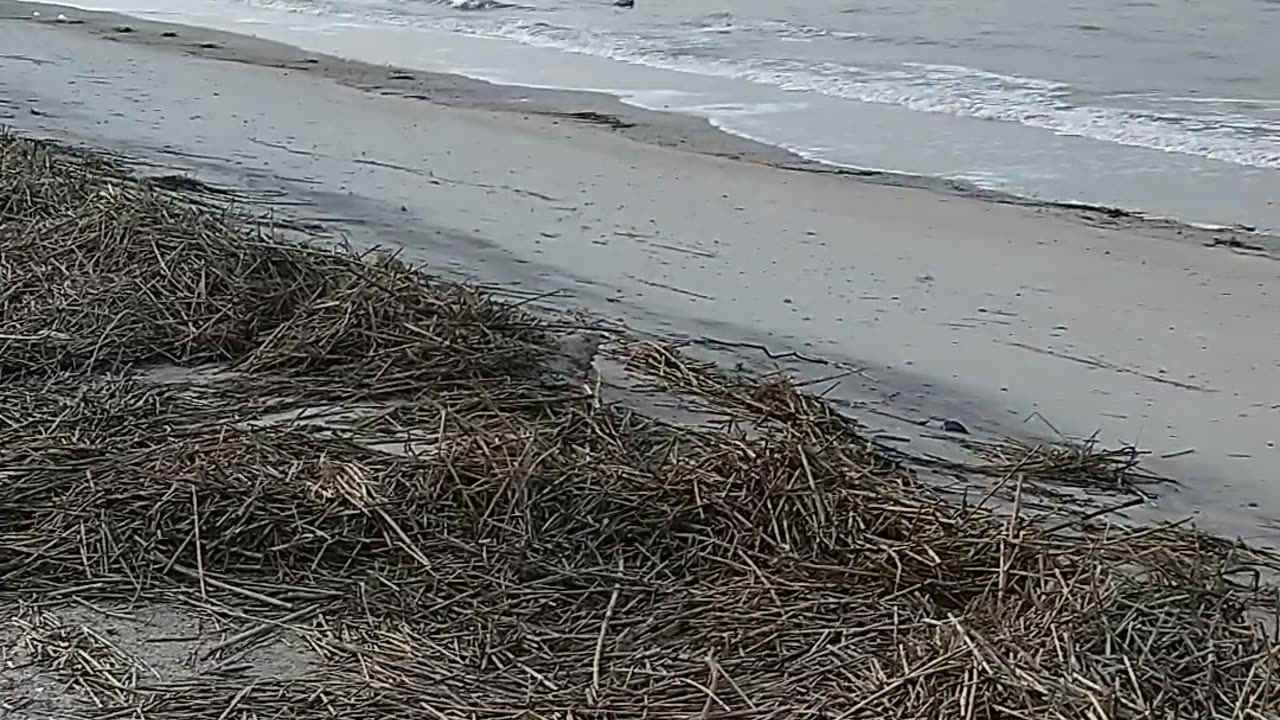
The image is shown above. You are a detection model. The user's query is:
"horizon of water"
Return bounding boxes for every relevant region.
[35,0,1280,231]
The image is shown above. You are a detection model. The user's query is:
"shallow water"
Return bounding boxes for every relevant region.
[31,0,1280,228]
[379,0,1280,162]
[229,0,1280,229]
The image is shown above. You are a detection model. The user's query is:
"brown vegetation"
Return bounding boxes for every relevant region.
[1,133,1276,719]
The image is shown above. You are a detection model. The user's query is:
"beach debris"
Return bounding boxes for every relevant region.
[112,25,135,33]
[546,330,603,386]
[0,132,1277,719]
[941,418,969,434]
[1208,236,1267,253]
[546,109,637,130]
[451,0,517,9]
[161,30,179,37]
[147,173,230,195]
[942,434,1167,499]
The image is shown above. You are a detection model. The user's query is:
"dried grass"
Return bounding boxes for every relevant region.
[1,132,1277,719]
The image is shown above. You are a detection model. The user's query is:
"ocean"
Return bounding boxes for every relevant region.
[43,0,1280,231]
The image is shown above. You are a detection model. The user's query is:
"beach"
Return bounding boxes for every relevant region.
[1,3,1279,545]
[7,0,1280,231]
[2,6,1280,717]
[0,95,1274,720]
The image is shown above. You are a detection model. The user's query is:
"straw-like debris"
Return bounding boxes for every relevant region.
[1,132,1278,719]
[611,341,1163,502]
[0,133,548,390]
[957,434,1160,495]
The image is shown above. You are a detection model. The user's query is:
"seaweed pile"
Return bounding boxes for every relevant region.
[1,133,1277,719]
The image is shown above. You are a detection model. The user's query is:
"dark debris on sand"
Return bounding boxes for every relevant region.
[1,131,1278,719]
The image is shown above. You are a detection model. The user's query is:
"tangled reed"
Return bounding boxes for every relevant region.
[1,133,1276,719]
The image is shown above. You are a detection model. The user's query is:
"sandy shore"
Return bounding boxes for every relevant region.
[1,2,1278,543]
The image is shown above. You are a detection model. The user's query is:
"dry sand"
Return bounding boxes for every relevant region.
[0,2,1277,546]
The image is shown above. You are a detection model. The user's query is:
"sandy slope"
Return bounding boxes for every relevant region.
[1,7,1277,543]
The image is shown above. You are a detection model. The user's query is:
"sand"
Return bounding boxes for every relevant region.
[0,2,1277,546]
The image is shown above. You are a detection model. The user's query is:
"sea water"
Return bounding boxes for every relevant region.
[38,0,1280,231]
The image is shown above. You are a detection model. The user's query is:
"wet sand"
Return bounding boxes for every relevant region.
[1,3,1278,543]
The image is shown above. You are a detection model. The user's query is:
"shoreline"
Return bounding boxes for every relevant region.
[4,0,1278,254]
[3,6,1279,546]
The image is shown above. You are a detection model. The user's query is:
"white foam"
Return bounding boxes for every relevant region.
[392,15,1280,169]
[29,0,1280,172]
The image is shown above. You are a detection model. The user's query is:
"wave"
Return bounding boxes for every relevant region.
[419,16,1280,169]
[232,0,1280,169]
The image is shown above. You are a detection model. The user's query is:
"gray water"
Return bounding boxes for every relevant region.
[202,0,1280,228]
